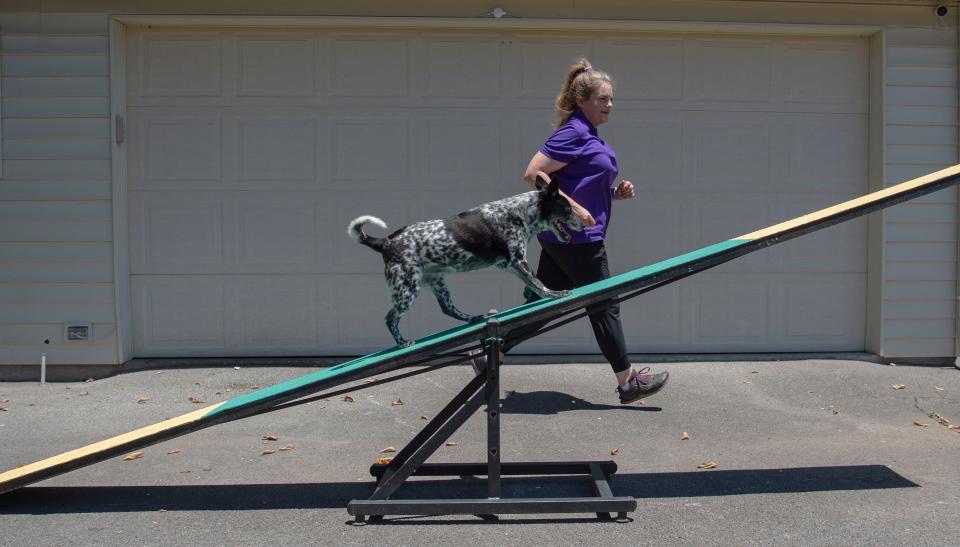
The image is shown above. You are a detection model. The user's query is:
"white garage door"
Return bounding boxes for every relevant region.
[126,26,868,357]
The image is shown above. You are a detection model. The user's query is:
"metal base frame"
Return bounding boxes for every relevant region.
[346,316,636,523]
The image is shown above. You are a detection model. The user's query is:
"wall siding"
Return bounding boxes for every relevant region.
[0,19,116,365]
[0,3,957,366]
[884,27,959,358]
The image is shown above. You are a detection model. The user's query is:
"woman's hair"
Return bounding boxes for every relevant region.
[554,57,614,128]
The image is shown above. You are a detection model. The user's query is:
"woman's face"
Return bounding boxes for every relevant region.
[576,81,614,127]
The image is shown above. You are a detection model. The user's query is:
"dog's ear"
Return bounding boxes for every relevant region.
[546,176,560,198]
[535,174,550,192]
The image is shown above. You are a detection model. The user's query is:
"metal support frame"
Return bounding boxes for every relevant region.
[347,316,636,523]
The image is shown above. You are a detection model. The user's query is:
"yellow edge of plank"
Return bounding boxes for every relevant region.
[0,401,226,485]
[738,164,960,241]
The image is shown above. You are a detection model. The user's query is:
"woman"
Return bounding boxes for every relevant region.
[521,57,668,404]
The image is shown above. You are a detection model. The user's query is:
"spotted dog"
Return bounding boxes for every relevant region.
[348,176,584,347]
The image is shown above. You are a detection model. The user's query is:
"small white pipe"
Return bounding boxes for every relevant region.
[41,353,46,384]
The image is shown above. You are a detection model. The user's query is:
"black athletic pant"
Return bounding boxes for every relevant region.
[509,239,631,374]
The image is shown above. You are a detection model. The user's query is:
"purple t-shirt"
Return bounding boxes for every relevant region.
[537,110,619,245]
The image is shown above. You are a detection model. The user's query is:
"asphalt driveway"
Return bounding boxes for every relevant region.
[0,357,958,546]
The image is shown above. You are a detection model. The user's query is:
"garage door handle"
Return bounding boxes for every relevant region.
[115,114,126,145]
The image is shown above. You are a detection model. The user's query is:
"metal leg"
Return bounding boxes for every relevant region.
[348,316,637,522]
[485,316,501,500]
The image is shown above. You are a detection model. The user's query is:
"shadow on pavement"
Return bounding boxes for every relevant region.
[501,390,661,414]
[0,465,915,515]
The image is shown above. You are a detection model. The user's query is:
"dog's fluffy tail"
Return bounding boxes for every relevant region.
[348,215,389,253]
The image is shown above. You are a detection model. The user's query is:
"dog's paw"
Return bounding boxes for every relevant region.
[399,339,415,348]
[545,289,570,299]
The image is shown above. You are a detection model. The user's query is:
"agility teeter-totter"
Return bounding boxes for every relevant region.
[2,164,959,522]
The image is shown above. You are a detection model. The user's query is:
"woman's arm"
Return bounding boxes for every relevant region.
[523,151,566,188]
[523,151,597,227]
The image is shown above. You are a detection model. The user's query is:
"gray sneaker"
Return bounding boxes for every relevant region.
[617,367,669,404]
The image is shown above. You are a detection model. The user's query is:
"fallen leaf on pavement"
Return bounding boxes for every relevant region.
[892,384,906,390]
[261,449,276,456]
[913,421,929,427]
[832,409,840,415]
[0,407,7,412]
[381,446,397,453]
[84,378,95,383]
[167,448,181,455]
[136,397,150,404]
[392,399,404,406]
[377,457,394,465]
[697,462,718,470]
[611,448,620,456]
[262,435,279,441]
[935,386,944,391]
[445,441,458,447]
[681,432,689,440]
[279,444,295,451]
[124,451,144,461]
[343,395,355,402]
[179,470,190,474]
[188,396,206,404]
[420,415,429,420]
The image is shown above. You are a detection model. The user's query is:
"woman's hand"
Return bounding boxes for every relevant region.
[569,200,597,227]
[613,180,635,200]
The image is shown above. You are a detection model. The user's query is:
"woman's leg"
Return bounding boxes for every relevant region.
[555,242,668,401]
[552,242,631,376]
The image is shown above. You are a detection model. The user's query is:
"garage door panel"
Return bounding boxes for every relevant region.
[608,39,685,101]
[131,32,222,99]
[687,276,770,345]
[236,199,317,266]
[424,36,503,98]
[782,42,867,107]
[235,33,316,98]
[607,119,683,189]
[233,277,319,351]
[134,277,225,355]
[782,117,867,190]
[127,28,868,356]
[422,117,501,187]
[687,120,771,189]
[129,116,224,187]
[130,195,224,274]
[236,117,317,181]
[331,35,409,97]
[693,40,773,103]
[331,117,410,182]
[779,276,865,343]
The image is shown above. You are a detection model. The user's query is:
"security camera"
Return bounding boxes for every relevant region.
[936,5,948,17]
